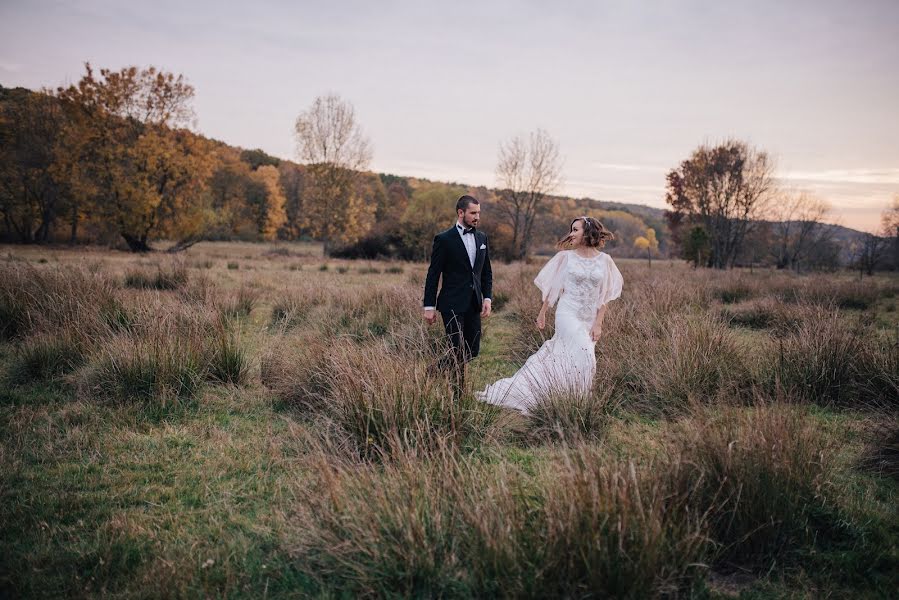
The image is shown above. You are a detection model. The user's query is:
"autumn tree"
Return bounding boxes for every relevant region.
[293,94,374,248]
[665,139,776,268]
[598,210,648,255]
[55,63,204,252]
[254,165,287,240]
[682,225,711,268]
[495,128,563,259]
[277,161,307,239]
[0,89,67,242]
[400,182,467,260]
[633,227,659,267]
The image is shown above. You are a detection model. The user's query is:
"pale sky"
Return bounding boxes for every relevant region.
[2,0,898,232]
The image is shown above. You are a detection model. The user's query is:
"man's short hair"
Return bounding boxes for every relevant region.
[456,195,479,212]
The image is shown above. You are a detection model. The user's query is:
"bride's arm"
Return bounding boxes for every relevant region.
[536,298,550,330]
[590,304,608,341]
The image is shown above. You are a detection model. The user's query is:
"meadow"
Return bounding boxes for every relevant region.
[0,241,897,599]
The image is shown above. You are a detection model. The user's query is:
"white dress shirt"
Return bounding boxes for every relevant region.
[457,222,476,268]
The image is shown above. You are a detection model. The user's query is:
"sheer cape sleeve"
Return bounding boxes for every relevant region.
[599,253,623,306]
[533,251,569,307]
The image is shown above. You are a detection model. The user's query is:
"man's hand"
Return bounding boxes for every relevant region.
[480,299,492,318]
[423,308,438,325]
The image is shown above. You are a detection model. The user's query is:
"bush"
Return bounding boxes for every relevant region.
[83,307,218,407]
[775,278,880,311]
[6,330,86,384]
[525,378,620,443]
[288,445,709,597]
[323,336,498,460]
[270,289,326,332]
[321,287,422,341]
[720,298,806,333]
[858,418,899,482]
[767,310,896,408]
[673,404,833,568]
[0,263,122,342]
[217,286,258,320]
[715,279,755,304]
[208,326,250,385]
[611,315,752,414]
[260,335,335,413]
[124,263,188,290]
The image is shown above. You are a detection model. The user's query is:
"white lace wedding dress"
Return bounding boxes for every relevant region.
[477,250,623,414]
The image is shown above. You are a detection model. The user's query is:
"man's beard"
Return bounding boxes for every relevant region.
[462,215,479,229]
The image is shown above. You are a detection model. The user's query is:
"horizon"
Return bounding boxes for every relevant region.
[2,0,897,233]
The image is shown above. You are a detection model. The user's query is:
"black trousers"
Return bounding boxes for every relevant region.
[439,294,481,390]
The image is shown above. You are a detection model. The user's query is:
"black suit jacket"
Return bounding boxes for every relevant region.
[423,226,493,314]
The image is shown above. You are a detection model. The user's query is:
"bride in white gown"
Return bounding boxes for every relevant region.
[477,216,623,414]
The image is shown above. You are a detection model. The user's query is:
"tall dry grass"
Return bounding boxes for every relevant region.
[263,327,501,461]
[287,443,710,598]
[1,262,252,411]
[768,309,898,409]
[672,403,835,568]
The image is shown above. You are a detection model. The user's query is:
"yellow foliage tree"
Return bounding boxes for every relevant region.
[634,227,659,266]
[55,63,202,252]
[254,165,287,240]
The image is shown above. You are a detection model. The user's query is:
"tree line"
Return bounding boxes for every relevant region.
[0,64,665,261]
[1,62,895,271]
[664,139,898,273]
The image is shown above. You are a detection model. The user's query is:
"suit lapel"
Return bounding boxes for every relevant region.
[473,231,485,272]
[447,226,471,270]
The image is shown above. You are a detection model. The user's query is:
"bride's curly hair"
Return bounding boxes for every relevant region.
[556,216,614,250]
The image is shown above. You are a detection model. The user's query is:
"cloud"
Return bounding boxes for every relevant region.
[778,168,899,185]
[591,162,667,173]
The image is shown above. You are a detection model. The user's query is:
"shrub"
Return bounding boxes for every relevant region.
[217,286,259,320]
[673,404,833,568]
[208,326,250,385]
[6,330,86,384]
[720,298,806,333]
[611,315,752,414]
[323,336,498,459]
[260,335,335,413]
[858,418,899,481]
[0,263,122,341]
[777,278,879,311]
[525,378,620,443]
[715,280,755,304]
[124,263,188,290]
[288,445,710,597]
[766,310,895,407]
[270,289,326,332]
[321,287,421,340]
[84,308,216,406]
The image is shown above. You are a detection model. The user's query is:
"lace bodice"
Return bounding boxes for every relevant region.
[559,253,607,322]
[533,250,624,324]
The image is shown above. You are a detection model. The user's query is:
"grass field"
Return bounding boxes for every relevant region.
[1,241,897,598]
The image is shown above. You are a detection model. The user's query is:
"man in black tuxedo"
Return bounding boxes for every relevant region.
[423,195,493,390]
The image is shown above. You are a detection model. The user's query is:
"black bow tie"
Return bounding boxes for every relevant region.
[459,226,475,235]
